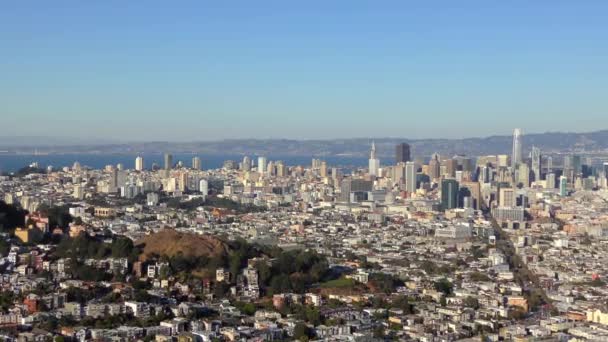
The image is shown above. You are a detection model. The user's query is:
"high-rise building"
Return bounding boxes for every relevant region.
[340,178,373,203]
[393,162,406,184]
[444,159,457,178]
[559,176,568,197]
[199,179,209,196]
[511,128,523,168]
[135,156,144,171]
[517,163,530,188]
[405,161,416,195]
[368,141,380,177]
[320,161,328,178]
[395,143,411,164]
[192,156,201,170]
[499,188,516,207]
[547,156,553,173]
[545,173,556,189]
[604,162,608,182]
[242,156,252,171]
[428,154,440,180]
[164,153,173,170]
[531,146,541,181]
[441,179,459,210]
[497,155,509,168]
[460,181,481,210]
[257,156,267,174]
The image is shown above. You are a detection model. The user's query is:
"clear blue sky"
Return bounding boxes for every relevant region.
[1,1,607,141]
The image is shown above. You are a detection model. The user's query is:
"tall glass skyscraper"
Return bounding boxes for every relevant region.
[511,128,523,168]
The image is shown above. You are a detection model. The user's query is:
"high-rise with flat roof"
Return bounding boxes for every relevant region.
[164,153,173,170]
[405,161,416,195]
[441,179,459,210]
[135,156,144,171]
[395,143,411,164]
[192,156,201,170]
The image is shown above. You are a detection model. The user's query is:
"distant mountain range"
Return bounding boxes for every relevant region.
[2,130,608,158]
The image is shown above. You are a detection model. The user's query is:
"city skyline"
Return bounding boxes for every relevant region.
[2,2,608,140]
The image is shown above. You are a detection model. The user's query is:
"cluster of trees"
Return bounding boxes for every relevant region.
[165,196,266,214]
[368,273,404,294]
[255,249,330,295]
[55,234,140,262]
[0,200,27,233]
[36,204,72,229]
[13,166,46,177]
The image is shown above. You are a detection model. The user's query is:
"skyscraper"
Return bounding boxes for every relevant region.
[242,156,251,171]
[441,179,459,210]
[164,153,173,170]
[258,156,267,174]
[192,156,201,170]
[559,176,568,197]
[428,154,440,180]
[531,146,541,181]
[405,161,416,195]
[512,128,523,168]
[368,141,380,177]
[395,143,411,164]
[135,156,144,171]
[320,161,328,178]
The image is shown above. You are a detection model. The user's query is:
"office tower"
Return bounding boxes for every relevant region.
[395,143,411,164]
[135,156,144,171]
[497,155,509,168]
[73,184,84,200]
[192,156,201,170]
[511,128,523,168]
[531,146,541,181]
[604,162,608,182]
[164,153,173,170]
[393,162,406,184]
[405,161,416,195]
[368,141,380,176]
[178,171,188,192]
[320,161,328,178]
[444,159,457,178]
[311,158,322,169]
[199,179,209,196]
[340,178,373,203]
[258,156,267,174]
[266,161,275,176]
[460,181,481,210]
[428,154,440,180]
[242,156,252,171]
[572,155,582,176]
[547,156,553,173]
[545,173,556,189]
[480,165,491,184]
[276,161,286,177]
[441,179,459,210]
[499,188,516,207]
[517,163,530,188]
[559,176,568,197]
[460,158,474,173]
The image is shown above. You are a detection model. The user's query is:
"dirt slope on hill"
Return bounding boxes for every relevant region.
[136,230,229,261]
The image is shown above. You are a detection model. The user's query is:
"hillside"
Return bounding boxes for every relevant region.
[136,230,229,262]
[3,129,608,158]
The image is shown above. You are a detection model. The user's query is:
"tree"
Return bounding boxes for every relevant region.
[463,297,480,309]
[293,323,312,341]
[434,278,453,296]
